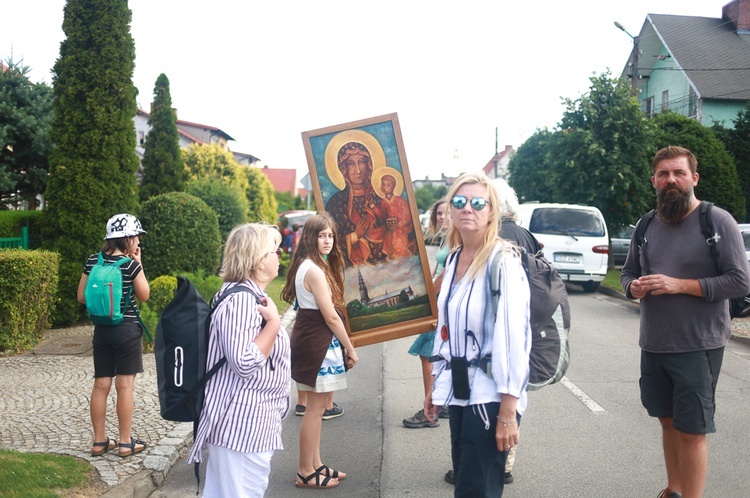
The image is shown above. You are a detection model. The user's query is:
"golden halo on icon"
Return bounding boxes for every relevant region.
[324,130,386,191]
[371,166,404,197]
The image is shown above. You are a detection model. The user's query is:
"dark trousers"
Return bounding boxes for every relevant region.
[449,402,518,498]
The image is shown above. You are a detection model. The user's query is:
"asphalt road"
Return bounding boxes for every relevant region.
[153,283,750,497]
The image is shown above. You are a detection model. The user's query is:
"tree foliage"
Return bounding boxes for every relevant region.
[242,166,278,223]
[42,0,140,324]
[506,129,557,203]
[508,72,655,230]
[139,73,184,201]
[713,103,750,222]
[414,184,448,212]
[182,143,277,223]
[187,177,248,239]
[0,59,53,209]
[654,112,745,221]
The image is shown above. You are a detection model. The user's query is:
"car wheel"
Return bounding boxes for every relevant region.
[582,281,600,293]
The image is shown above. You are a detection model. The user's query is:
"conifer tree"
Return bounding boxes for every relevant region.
[139,73,184,201]
[42,0,139,324]
[0,59,53,209]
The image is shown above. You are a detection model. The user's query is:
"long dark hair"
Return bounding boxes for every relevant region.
[281,213,346,307]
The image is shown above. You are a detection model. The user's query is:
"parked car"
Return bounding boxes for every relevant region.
[276,210,316,231]
[740,224,750,265]
[516,203,609,292]
[610,225,635,266]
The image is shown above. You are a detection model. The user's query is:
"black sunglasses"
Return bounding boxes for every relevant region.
[451,195,488,211]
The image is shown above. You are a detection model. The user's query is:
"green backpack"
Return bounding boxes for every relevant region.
[84,253,132,325]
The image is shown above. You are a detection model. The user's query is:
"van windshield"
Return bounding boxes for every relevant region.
[529,208,605,237]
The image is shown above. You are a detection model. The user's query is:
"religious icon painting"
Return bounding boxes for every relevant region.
[301,113,439,347]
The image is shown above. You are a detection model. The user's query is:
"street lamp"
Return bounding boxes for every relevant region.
[614,21,639,91]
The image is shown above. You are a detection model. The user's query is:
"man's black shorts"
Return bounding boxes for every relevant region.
[640,347,724,434]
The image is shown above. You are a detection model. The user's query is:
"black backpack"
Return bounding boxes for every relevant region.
[154,277,258,423]
[633,201,750,319]
[489,248,571,391]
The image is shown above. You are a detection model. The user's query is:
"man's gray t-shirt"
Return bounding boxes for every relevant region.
[621,204,750,353]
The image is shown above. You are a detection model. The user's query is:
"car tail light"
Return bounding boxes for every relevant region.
[593,245,609,254]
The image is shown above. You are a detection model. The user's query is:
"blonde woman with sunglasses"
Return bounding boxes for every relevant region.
[424,172,532,497]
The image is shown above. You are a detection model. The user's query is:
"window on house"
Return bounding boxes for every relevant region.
[139,131,145,145]
[661,91,669,112]
[644,97,654,118]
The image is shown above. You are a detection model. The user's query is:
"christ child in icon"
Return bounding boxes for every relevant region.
[370,167,415,260]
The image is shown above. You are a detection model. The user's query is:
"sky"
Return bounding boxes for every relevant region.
[1,0,730,183]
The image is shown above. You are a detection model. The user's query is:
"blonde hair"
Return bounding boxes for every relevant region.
[219,223,281,283]
[446,171,508,281]
[424,198,448,243]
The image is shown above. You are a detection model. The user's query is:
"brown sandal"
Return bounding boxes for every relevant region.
[91,437,117,456]
[295,470,339,489]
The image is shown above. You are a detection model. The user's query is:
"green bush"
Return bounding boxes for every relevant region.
[180,270,223,303]
[187,178,248,240]
[0,250,59,352]
[139,192,222,279]
[149,275,178,316]
[0,211,45,249]
[138,301,158,348]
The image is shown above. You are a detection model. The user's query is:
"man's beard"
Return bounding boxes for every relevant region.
[656,183,693,224]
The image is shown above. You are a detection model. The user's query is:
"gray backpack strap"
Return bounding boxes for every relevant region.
[489,250,503,319]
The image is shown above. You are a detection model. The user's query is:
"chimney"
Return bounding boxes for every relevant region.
[723,0,750,34]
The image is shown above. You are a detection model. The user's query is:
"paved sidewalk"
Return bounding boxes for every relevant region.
[0,305,297,497]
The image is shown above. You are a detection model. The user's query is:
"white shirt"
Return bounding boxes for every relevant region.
[432,243,532,415]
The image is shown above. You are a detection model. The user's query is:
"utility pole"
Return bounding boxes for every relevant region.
[614,21,639,92]
[494,127,498,178]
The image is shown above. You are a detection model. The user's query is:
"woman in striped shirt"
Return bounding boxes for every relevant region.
[423,172,532,497]
[282,213,359,489]
[77,213,149,458]
[187,223,291,497]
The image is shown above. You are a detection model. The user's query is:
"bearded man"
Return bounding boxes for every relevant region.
[621,146,750,498]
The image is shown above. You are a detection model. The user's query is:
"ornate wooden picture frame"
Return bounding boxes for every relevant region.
[301,113,438,347]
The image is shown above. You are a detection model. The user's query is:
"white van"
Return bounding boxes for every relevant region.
[516,203,609,292]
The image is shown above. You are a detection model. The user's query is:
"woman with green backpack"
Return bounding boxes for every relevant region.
[77,213,150,458]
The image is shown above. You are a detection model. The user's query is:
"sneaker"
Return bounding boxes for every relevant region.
[657,489,682,498]
[403,409,440,428]
[444,470,455,485]
[504,471,514,484]
[322,402,344,420]
[438,406,450,419]
[295,404,305,416]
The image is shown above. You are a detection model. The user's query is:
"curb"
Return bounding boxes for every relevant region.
[596,285,750,346]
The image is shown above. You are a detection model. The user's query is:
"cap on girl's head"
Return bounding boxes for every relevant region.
[104,213,147,240]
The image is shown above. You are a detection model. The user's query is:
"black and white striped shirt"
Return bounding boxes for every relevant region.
[83,253,142,322]
[187,280,291,462]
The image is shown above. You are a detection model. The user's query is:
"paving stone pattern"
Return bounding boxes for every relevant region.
[0,306,298,492]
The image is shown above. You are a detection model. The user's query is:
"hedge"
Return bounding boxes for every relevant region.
[0,211,45,249]
[139,192,222,279]
[0,249,59,352]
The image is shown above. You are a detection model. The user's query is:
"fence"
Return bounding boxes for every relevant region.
[0,226,29,250]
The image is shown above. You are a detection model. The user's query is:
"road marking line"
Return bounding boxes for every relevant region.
[560,377,606,413]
